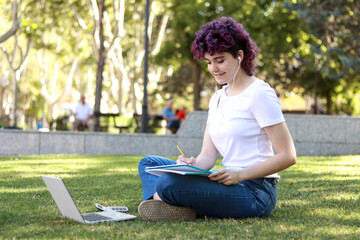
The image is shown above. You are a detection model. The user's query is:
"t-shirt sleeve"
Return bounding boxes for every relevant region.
[162,108,173,118]
[88,105,94,115]
[74,104,79,115]
[250,83,285,128]
[162,108,167,117]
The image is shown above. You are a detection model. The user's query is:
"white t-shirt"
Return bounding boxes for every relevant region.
[207,79,284,178]
[74,102,94,121]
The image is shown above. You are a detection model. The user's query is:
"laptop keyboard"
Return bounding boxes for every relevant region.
[83,213,112,221]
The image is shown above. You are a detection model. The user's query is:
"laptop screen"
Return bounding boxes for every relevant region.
[42,176,84,223]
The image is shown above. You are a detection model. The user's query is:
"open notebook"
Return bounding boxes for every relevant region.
[145,164,215,176]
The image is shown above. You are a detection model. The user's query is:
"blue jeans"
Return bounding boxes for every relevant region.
[138,155,278,219]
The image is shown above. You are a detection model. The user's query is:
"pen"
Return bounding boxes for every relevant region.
[177,145,190,165]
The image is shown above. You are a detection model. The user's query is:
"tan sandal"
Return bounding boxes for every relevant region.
[138,200,196,221]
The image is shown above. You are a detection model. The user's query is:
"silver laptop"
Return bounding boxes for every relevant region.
[42,175,136,224]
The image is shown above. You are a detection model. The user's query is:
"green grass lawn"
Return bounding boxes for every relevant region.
[0,155,359,239]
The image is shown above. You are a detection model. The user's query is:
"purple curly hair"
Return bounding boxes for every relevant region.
[191,17,258,76]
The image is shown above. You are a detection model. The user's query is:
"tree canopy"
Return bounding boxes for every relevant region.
[285,0,360,114]
[0,0,359,130]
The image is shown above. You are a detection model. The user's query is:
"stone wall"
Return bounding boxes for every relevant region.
[284,114,360,156]
[0,111,359,156]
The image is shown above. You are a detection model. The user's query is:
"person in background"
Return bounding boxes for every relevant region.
[175,106,186,126]
[72,94,95,132]
[137,17,296,221]
[162,100,180,133]
[0,109,10,125]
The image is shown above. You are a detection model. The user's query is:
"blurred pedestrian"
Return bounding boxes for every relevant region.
[72,94,95,131]
[162,100,180,133]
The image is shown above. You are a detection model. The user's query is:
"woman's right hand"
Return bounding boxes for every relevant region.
[176,155,196,166]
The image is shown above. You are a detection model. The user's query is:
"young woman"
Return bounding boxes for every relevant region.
[137,17,296,221]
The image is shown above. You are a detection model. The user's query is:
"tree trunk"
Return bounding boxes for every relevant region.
[191,61,202,110]
[326,92,333,115]
[314,70,319,114]
[0,0,19,44]
[117,73,123,115]
[0,87,5,117]
[94,0,105,130]
[130,73,137,114]
[12,71,19,126]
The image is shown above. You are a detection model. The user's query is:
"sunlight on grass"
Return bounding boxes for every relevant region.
[311,207,359,220]
[325,193,359,201]
[108,168,139,172]
[277,223,308,234]
[311,225,358,237]
[0,187,44,194]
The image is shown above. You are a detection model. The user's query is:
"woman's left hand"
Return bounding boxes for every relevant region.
[208,169,243,185]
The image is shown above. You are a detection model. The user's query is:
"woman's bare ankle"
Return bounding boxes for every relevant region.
[153,192,162,201]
